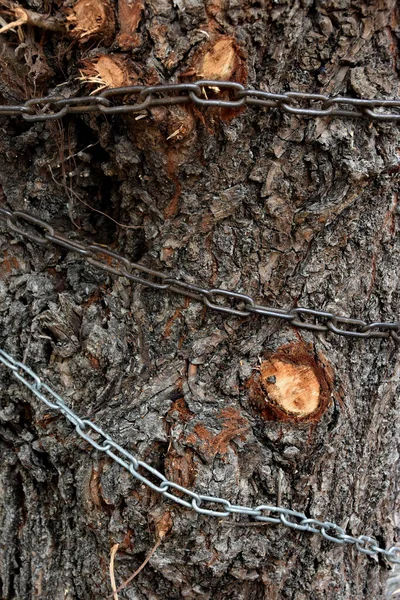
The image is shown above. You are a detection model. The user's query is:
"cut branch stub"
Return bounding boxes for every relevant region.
[260,359,320,417]
[66,0,116,45]
[190,36,247,82]
[247,342,333,422]
[181,35,248,122]
[80,55,138,90]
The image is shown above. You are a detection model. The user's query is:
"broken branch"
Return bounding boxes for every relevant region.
[0,6,66,34]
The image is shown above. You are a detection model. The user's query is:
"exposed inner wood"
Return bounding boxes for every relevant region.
[80,55,134,89]
[66,0,115,43]
[198,37,236,80]
[260,358,320,416]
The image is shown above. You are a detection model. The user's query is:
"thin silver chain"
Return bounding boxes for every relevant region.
[1,207,399,343]
[1,347,399,563]
[0,80,400,121]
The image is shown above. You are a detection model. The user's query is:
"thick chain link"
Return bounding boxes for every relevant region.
[0,347,399,563]
[1,81,400,122]
[1,207,399,343]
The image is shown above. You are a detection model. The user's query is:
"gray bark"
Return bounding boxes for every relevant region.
[0,0,399,598]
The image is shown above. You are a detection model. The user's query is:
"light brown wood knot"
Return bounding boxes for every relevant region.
[247,342,333,422]
[261,359,320,417]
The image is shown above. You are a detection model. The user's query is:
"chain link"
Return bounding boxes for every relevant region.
[1,81,400,121]
[1,207,399,343]
[0,347,398,562]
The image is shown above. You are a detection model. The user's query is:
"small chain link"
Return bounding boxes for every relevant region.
[1,81,400,121]
[1,207,399,343]
[0,347,398,562]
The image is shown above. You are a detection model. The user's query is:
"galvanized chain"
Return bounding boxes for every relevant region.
[1,80,400,122]
[0,346,399,563]
[1,207,399,343]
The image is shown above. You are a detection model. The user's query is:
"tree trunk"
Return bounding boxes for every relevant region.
[0,0,399,598]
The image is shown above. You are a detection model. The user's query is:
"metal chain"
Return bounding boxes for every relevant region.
[1,207,399,343]
[0,347,399,563]
[1,80,400,122]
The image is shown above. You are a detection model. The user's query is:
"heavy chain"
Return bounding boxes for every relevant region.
[1,347,399,563]
[1,80,400,122]
[1,207,399,343]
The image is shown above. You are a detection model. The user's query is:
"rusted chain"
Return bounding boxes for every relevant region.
[0,81,399,121]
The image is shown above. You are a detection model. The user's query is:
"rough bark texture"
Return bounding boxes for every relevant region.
[0,0,400,599]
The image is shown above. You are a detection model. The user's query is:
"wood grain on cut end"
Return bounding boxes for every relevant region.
[66,0,115,45]
[80,55,135,89]
[260,359,320,416]
[199,38,237,80]
[247,342,333,422]
[184,35,248,85]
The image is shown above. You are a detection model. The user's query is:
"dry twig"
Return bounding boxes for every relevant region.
[109,544,119,600]
[106,538,161,599]
[0,6,65,34]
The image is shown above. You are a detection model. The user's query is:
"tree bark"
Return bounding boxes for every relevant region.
[0,0,399,599]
